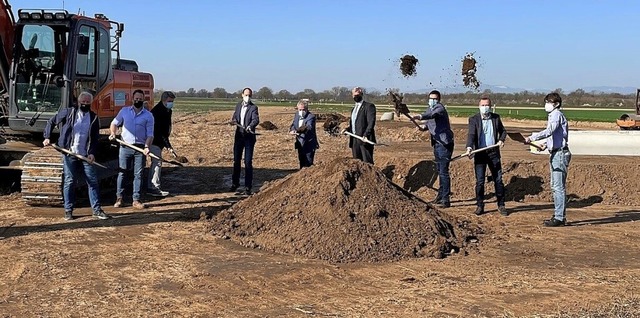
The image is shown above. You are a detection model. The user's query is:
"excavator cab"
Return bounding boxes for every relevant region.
[616,89,640,130]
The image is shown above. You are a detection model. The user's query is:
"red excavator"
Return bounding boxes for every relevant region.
[0,0,154,205]
[616,89,640,130]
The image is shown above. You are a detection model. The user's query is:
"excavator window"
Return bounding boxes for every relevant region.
[76,25,96,76]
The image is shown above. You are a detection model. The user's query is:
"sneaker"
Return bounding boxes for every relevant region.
[474,206,485,216]
[543,218,566,227]
[229,185,239,192]
[114,198,123,208]
[148,189,169,197]
[498,205,509,216]
[64,211,74,221]
[132,200,147,210]
[93,209,112,220]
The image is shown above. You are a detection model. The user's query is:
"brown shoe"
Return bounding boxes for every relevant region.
[114,198,123,208]
[132,200,147,210]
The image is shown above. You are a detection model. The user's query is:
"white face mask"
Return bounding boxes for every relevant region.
[544,102,556,112]
[165,101,174,109]
[479,105,490,114]
[242,96,250,103]
[298,110,306,117]
[428,99,438,108]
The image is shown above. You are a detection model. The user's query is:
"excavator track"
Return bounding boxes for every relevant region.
[20,147,64,206]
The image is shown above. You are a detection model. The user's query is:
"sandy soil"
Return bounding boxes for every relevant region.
[1,107,639,317]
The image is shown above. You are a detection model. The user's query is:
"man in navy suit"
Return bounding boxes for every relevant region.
[289,99,319,168]
[463,96,508,216]
[342,86,376,164]
[230,87,260,195]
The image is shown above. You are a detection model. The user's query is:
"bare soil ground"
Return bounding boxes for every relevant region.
[1,107,639,317]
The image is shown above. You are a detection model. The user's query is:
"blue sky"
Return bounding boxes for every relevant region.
[11,0,640,93]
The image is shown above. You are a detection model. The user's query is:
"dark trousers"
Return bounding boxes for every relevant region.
[297,147,316,169]
[351,139,374,164]
[232,132,256,189]
[474,151,505,207]
[434,143,453,203]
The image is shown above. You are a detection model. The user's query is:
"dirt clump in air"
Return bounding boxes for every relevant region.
[209,158,478,263]
[462,52,480,90]
[400,54,419,77]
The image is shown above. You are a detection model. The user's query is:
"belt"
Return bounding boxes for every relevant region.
[551,146,569,152]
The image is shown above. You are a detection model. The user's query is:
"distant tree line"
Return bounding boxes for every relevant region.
[154,87,637,108]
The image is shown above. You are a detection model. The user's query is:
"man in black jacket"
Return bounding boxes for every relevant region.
[343,86,376,164]
[43,91,111,221]
[148,91,175,197]
[463,96,508,216]
[230,87,260,195]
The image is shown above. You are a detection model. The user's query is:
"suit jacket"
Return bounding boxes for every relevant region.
[346,101,376,147]
[43,106,100,156]
[290,112,318,150]
[232,101,260,135]
[150,101,173,149]
[466,112,507,156]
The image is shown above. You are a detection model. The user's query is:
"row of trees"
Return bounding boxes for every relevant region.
[154,87,637,108]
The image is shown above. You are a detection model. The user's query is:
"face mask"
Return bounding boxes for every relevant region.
[79,103,90,112]
[544,102,556,113]
[428,99,438,108]
[353,95,363,103]
[479,105,490,114]
[165,101,174,109]
[298,110,306,117]
[243,96,250,103]
[134,100,144,108]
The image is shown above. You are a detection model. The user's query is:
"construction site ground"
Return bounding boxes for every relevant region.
[1,107,639,317]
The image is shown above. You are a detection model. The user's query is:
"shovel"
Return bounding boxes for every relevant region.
[451,144,500,162]
[507,132,545,151]
[169,148,189,164]
[343,131,389,146]
[114,138,184,167]
[50,144,123,172]
[389,91,424,129]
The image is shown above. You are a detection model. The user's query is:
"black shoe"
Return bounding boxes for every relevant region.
[93,209,112,220]
[243,187,252,195]
[437,202,451,208]
[474,206,485,215]
[543,218,566,227]
[229,185,239,192]
[64,211,74,221]
[498,205,508,216]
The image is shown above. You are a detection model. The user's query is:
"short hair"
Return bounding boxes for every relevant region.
[545,92,562,106]
[242,87,253,96]
[132,89,145,98]
[78,91,94,103]
[480,96,492,105]
[297,99,309,109]
[352,86,364,95]
[161,91,175,102]
[428,90,441,101]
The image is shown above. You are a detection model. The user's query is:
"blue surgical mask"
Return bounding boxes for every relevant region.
[165,101,174,109]
[428,99,438,108]
[479,105,490,114]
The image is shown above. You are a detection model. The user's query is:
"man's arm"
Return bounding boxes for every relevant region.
[465,116,476,150]
[43,108,67,140]
[248,106,259,132]
[364,103,376,139]
[109,109,124,139]
[145,114,154,148]
[496,115,507,142]
[414,104,445,120]
[530,112,560,141]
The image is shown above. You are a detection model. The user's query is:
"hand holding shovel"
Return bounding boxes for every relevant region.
[114,138,184,167]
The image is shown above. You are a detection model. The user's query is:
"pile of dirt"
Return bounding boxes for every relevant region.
[399,54,419,77]
[461,52,480,90]
[259,121,278,130]
[209,158,477,263]
[317,113,348,136]
[316,113,348,122]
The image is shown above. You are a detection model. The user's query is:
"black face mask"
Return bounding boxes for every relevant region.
[79,104,90,112]
[353,95,363,103]
[134,100,144,108]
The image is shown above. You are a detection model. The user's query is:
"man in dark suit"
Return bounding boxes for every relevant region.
[463,96,508,216]
[231,87,260,195]
[342,86,376,164]
[289,99,319,168]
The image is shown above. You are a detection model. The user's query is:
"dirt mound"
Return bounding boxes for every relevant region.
[461,52,480,90]
[259,121,278,130]
[209,158,477,263]
[317,113,348,136]
[316,113,348,122]
[399,54,419,77]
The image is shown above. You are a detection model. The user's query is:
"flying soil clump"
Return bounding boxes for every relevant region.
[209,158,478,263]
[461,52,480,90]
[400,54,419,77]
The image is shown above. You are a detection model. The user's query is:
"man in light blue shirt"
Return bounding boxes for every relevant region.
[110,89,154,209]
[526,92,571,227]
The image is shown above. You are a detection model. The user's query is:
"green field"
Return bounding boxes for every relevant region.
[172,97,630,122]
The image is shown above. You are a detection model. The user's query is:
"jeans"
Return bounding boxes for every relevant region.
[232,131,256,189]
[117,146,145,201]
[433,143,453,203]
[147,145,162,190]
[62,154,101,213]
[550,148,571,221]
[474,151,505,207]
